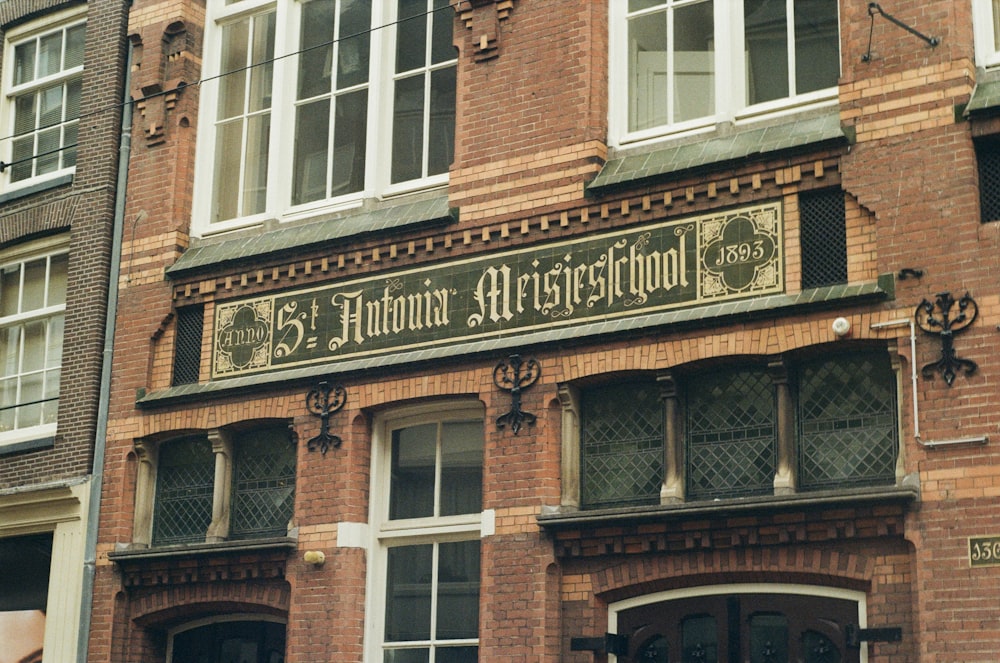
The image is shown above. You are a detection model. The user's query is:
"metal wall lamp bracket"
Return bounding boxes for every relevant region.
[862,2,939,62]
[305,381,347,454]
[915,291,978,386]
[493,354,540,435]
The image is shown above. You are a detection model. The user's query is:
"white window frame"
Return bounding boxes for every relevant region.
[366,401,489,663]
[0,235,68,448]
[973,0,1000,68]
[608,0,840,149]
[607,584,870,663]
[192,0,455,237]
[0,6,86,192]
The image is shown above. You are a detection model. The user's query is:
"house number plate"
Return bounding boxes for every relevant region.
[969,536,1000,567]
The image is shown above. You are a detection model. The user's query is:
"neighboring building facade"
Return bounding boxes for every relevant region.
[0,0,129,662]
[89,1,1000,662]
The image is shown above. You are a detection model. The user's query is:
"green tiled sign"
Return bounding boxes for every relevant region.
[212,202,782,379]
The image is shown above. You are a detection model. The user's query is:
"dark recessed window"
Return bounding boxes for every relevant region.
[976,135,1000,223]
[172,304,204,386]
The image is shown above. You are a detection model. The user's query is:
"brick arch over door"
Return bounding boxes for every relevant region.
[592,548,874,604]
[130,579,292,628]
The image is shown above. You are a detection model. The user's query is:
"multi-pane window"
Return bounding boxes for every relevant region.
[973,0,1000,67]
[199,0,457,232]
[611,0,839,144]
[151,425,296,546]
[0,240,66,443]
[3,12,85,187]
[577,351,898,509]
[373,407,484,663]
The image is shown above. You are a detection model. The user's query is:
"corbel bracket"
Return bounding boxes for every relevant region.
[493,354,539,434]
[305,381,347,454]
[915,291,978,386]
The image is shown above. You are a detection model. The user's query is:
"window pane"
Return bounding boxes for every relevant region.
[435,647,478,663]
[436,540,480,640]
[0,326,20,375]
[391,74,425,183]
[153,436,215,545]
[431,0,455,65]
[686,367,776,499]
[390,423,436,519]
[298,0,334,100]
[22,259,46,312]
[673,0,714,122]
[38,32,63,78]
[338,0,372,88]
[798,354,897,489]
[218,20,249,120]
[36,128,61,175]
[19,370,44,427]
[293,99,331,205]
[243,113,271,215]
[750,614,788,663]
[745,0,789,104]
[66,78,82,120]
[396,0,428,74]
[439,420,482,516]
[994,0,1000,51]
[581,382,663,508]
[15,92,37,135]
[794,0,839,94]
[385,544,433,641]
[14,42,36,86]
[230,427,296,539]
[0,264,21,317]
[683,615,718,663]
[384,649,429,663]
[248,13,275,113]
[39,85,64,127]
[48,254,68,307]
[428,66,455,177]
[46,315,63,369]
[213,119,243,221]
[628,11,667,131]
[42,367,59,424]
[0,377,15,431]
[65,24,86,69]
[21,320,45,373]
[331,88,368,196]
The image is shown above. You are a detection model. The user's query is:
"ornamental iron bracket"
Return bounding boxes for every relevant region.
[862,3,939,62]
[305,381,347,454]
[570,633,628,656]
[915,291,978,386]
[845,625,902,647]
[493,354,540,435]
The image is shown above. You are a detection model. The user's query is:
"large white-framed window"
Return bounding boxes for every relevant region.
[368,402,486,663]
[1,7,85,191]
[195,0,457,235]
[0,236,67,448]
[973,0,1000,67]
[609,0,840,147]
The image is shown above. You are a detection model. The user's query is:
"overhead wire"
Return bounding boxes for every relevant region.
[0,0,460,165]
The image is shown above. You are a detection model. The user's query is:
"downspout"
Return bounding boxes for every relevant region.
[78,40,132,663]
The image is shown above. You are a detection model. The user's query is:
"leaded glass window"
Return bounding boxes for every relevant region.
[153,435,215,545]
[686,368,776,500]
[230,427,296,539]
[797,353,897,490]
[580,381,664,509]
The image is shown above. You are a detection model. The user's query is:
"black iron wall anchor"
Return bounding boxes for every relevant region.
[493,354,540,435]
[862,2,939,62]
[915,292,978,386]
[305,381,347,454]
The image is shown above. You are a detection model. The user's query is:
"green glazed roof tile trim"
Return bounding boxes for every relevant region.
[588,110,848,192]
[167,195,454,278]
[137,275,892,408]
[966,78,1000,114]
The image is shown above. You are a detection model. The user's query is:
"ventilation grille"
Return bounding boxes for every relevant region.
[800,189,847,289]
[172,305,204,386]
[978,136,1000,223]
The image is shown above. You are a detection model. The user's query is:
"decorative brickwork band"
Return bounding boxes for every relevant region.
[915,291,978,386]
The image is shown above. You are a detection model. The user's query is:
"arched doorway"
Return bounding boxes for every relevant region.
[168,617,285,663]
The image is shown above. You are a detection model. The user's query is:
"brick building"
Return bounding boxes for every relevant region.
[0,0,129,662]
[89,1,1000,662]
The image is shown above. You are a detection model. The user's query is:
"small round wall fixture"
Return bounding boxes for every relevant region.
[832,317,852,337]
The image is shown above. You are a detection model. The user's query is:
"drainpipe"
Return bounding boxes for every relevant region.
[77,40,132,663]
